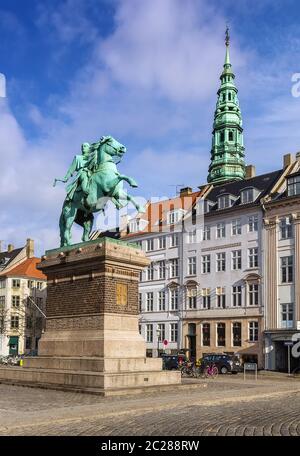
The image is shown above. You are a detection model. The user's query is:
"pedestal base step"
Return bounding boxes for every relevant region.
[0,365,181,391]
[0,375,206,397]
[23,356,163,373]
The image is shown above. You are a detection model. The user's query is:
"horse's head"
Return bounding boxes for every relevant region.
[96,135,126,160]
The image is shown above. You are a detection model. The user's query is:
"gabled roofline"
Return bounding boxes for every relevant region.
[261,161,300,205]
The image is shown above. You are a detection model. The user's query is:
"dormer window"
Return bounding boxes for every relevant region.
[129,220,139,233]
[204,200,214,214]
[0,257,10,268]
[128,218,148,233]
[217,194,236,210]
[287,174,300,196]
[240,188,259,204]
[167,209,185,225]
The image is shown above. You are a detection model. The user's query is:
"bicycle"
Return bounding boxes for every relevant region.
[179,360,197,377]
[202,363,219,379]
[193,359,203,378]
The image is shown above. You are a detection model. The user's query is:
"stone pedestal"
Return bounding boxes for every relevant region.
[0,238,180,395]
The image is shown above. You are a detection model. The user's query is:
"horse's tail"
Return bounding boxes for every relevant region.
[75,209,93,228]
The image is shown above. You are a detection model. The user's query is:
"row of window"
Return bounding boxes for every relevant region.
[140,285,260,312]
[0,279,44,290]
[140,216,259,252]
[143,253,293,282]
[143,323,178,343]
[216,190,260,209]
[135,216,295,249]
[142,321,259,345]
[201,248,258,273]
[190,216,259,241]
[6,315,43,330]
[201,321,258,346]
[142,248,259,281]
[0,296,44,308]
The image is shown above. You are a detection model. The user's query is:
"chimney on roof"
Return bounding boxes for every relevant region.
[283,153,295,168]
[7,244,14,252]
[26,239,34,258]
[180,187,193,197]
[245,165,256,179]
[120,214,129,231]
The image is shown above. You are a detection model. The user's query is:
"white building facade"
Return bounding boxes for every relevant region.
[0,240,47,357]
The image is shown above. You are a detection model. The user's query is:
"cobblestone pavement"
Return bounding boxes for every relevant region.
[1,376,300,436]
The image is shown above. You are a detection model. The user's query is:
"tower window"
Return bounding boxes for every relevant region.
[228,92,232,101]
[220,131,225,142]
[228,131,234,141]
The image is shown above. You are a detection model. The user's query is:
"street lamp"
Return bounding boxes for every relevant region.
[156,327,161,358]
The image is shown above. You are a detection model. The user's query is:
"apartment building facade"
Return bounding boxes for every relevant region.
[121,189,205,357]
[0,239,47,356]
[92,31,300,370]
[264,166,300,371]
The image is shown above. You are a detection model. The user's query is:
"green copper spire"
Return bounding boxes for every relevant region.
[207,27,246,185]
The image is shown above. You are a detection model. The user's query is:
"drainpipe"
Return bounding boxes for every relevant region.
[179,221,184,355]
[260,197,268,370]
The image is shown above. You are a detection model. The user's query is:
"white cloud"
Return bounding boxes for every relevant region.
[98,0,246,101]
[2,0,299,255]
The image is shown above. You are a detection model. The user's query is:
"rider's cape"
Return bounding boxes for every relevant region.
[66,151,97,200]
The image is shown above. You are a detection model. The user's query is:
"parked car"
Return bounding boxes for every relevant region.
[201,353,242,374]
[161,354,186,370]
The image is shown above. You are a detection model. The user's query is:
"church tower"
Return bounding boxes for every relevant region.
[207,28,246,184]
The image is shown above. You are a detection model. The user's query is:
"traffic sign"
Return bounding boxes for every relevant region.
[284,341,294,347]
[163,339,168,346]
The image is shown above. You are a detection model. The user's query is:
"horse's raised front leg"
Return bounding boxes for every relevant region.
[116,189,145,213]
[106,174,138,192]
[118,174,138,188]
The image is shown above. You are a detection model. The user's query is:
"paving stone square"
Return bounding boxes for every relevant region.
[0,375,300,436]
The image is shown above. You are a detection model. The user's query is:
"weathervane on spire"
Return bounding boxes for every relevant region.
[225,25,230,47]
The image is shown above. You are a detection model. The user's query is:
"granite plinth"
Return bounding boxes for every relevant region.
[0,239,181,394]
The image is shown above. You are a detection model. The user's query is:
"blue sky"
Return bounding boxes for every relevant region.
[1,0,300,254]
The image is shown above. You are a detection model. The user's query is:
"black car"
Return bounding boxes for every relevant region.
[161,354,186,370]
[200,354,241,374]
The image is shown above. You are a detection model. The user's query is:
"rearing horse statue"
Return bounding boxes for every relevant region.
[54,136,144,247]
